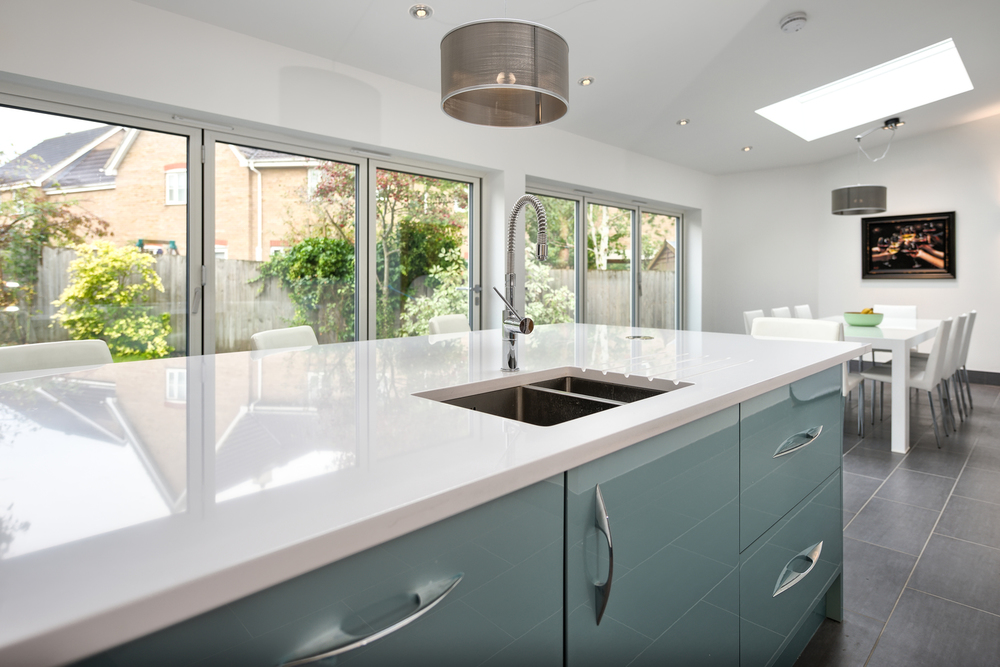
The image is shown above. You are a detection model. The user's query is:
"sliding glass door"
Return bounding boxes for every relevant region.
[0,103,200,359]
[207,138,362,351]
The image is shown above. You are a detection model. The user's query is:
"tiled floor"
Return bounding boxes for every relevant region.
[793,381,1000,667]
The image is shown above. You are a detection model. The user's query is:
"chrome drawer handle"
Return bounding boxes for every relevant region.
[594,483,614,626]
[772,541,823,597]
[773,425,823,458]
[279,573,463,666]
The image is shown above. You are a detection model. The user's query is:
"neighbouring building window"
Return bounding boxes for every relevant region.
[165,368,187,403]
[165,169,187,205]
[215,240,228,260]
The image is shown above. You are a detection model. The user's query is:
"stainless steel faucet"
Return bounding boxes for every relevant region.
[497,195,548,372]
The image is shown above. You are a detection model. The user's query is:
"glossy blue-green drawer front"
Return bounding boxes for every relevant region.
[565,407,740,667]
[740,366,843,551]
[740,471,843,667]
[73,477,564,667]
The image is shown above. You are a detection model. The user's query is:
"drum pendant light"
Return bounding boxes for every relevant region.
[441,19,569,127]
[832,119,901,215]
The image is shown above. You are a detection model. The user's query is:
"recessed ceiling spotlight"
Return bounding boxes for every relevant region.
[742,146,753,152]
[578,77,595,86]
[779,12,807,33]
[676,118,690,126]
[409,4,432,19]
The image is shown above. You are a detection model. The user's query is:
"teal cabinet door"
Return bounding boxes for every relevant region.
[740,471,843,667]
[565,408,740,667]
[740,366,843,551]
[74,477,564,667]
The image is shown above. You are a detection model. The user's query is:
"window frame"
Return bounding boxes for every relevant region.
[165,168,187,205]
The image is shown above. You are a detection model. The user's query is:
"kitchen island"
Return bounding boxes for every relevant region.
[0,324,867,666]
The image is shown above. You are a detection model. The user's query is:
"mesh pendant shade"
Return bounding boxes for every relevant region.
[441,19,569,127]
[831,185,887,215]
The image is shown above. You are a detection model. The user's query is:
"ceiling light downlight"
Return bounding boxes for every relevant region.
[409,4,432,19]
[676,118,690,126]
[578,77,594,86]
[441,19,569,127]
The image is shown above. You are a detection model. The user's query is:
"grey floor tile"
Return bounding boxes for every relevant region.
[792,610,883,667]
[842,537,917,621]
[843,510,855,529]
[966,444,1000,473]
[875,468,954,511]
[953,466,1000,506]
[843,472,882,514]
[844,498,939,556]
[843,448,904,480]
[909,534,1000,616]
[936,495,1000,550]
[897,447,969,478]
[867,589,1000,667]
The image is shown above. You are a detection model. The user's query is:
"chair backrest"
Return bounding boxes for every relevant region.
[751,317,843,342]
[873,304,917,319]
[958,310,976,367]
[0,339,112,374]
[771,306,792,318]
[250,325,318,351]
[428,314,470,335]
[793,304,813,319]
[743,309,765,335]
[942,314,967,376]
[916,318,953,391]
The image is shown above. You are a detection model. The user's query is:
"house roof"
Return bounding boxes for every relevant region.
[0,125,117,186]
[42,147,117,191]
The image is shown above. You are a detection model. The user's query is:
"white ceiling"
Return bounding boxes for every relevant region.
[133,0,1000,175]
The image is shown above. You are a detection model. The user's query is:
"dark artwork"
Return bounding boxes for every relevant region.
[862,212,955,279]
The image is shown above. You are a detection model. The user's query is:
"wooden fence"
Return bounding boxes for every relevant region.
[1,251,676,353]
[548,268,676,328]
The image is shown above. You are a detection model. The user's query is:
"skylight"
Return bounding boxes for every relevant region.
[756,38,973,141]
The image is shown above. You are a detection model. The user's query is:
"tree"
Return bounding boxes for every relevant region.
[310,164,468,337]
[0,188,108,343]
[255,236,356,342]
[524,249,575,325]
[399,248,469,337]
[587,204,631,270]
[53,241,172,359]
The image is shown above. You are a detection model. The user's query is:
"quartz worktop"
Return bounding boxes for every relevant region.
[0,324,867,666]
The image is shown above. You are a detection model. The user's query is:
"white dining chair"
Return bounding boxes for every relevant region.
[957,310,976,411]
[750,317,866,436]
[912,314,967,429]
[0,339,112,374]
[428,314,470,335]
[770,306,792,318]
[793,304,813,319]
[743,309,764,335]
[861,318,953,448]
[250,325,318,351]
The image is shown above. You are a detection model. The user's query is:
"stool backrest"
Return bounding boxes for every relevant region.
[250,325,318,351]
[743,309,765,335]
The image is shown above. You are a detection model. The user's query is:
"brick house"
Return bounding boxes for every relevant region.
[0,126,323,260]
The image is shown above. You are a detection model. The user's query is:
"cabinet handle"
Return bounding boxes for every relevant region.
[773,425,823,458]
[278,573,463,667]
[772,541,823,597]
[594,483,614,626]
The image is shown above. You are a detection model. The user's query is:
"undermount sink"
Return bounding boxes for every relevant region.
[415,366,691,427]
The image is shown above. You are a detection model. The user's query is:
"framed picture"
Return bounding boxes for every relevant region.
[862,211,956,279]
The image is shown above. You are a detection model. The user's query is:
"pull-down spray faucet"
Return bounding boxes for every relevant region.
[497,195,548,371]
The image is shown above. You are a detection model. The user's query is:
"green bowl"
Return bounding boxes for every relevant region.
[844,312,884,327]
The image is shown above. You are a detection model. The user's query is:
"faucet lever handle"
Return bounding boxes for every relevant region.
[492,286,523,319]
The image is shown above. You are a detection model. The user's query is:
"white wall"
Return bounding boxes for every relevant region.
[0,0,713,330]
[816,114,1000,373]
[703,114,1000,373]
[703,164,823,335]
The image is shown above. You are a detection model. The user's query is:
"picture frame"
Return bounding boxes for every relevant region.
[861,211,955,279]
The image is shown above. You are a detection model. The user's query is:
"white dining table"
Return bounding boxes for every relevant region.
[824,316,940,453]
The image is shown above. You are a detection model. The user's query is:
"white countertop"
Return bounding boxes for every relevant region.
[0,324,867,666]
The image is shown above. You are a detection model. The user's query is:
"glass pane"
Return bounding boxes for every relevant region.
[586,203,632,326]
[375,168,470,339]
[214,144,357,351]
[639,212,679,329]
[0,106,188,361]
[525,194,575,324]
